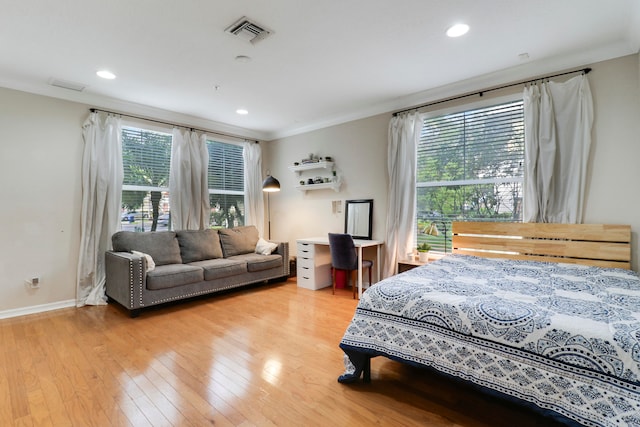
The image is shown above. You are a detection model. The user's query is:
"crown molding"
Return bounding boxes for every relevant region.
[0,78,267,141]
[266,43,636,141]
[2,41,636,143]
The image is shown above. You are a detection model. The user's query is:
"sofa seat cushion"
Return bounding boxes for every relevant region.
[218,226,260,257]
[228,253,283,272]
[112,231,182,266]
[188,259,247,281]
[146,264,204,290]
[176,229,223,263]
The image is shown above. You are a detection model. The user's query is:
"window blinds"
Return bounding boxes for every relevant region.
[207,141,244,193]
[122,127,172,190]
[417,100,524,184]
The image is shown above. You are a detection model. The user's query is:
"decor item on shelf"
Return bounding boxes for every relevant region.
[416,242,431,262]
[262,173,280,239]
[294,162,299,166]
[301,153,320,164]
[425,221,448,253]
[289,157,342,192]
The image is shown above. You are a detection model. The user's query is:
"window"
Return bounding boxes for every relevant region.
[121,126,172,232]
[120,126,246,232]
[207,140,245,228]
[416,99,524,252]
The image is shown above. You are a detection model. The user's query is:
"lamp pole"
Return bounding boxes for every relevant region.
[267,192,272,240]
[441,221,448,253]
[262,174,280,240]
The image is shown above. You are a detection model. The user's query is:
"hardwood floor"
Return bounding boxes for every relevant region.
[0,278,568,427]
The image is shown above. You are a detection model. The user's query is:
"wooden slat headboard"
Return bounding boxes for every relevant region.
[452,222,631,269]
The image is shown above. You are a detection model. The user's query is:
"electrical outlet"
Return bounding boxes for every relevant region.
[25,277,40,288]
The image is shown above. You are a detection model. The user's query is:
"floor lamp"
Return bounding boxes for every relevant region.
[262,174,280,239]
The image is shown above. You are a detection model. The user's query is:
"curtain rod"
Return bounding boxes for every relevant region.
[89,108,259,143]
[393,67,592,117]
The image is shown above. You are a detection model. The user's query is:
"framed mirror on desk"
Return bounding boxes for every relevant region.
[345,199,373,240]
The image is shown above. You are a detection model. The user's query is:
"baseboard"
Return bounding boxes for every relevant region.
[0,299,76,320]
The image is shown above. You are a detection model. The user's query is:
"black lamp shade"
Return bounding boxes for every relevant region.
[262,175,281,192]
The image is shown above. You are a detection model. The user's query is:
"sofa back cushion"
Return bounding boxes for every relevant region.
[218,225,260,257]
[176,229,224,263]
[112,231,182,266]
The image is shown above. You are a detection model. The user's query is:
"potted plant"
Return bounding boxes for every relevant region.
[416,242,431,262]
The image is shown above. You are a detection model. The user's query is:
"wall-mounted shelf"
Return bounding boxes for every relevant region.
[289,158,342,192]
[288,161,334,176]
[295,178,342,193]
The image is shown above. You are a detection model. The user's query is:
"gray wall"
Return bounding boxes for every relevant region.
[0,53,638,316]
[264,54,640,271]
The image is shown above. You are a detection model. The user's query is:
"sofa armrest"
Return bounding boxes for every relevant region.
[269,241,290,277]
[105,251,146,313]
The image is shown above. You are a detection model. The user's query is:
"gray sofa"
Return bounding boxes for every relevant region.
[105,225,289,317]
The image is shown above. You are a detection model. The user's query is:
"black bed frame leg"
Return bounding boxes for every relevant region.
[338,351,373,384]
[363,356,371,383]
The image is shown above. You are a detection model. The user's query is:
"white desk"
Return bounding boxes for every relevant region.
[296,237,384,298]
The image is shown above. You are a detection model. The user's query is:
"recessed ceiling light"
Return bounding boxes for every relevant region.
[446,23,469,38]
[235,55,252,63]
[96,70,116,79]
[236,109,249,115]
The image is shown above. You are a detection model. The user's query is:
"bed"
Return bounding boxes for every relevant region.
[338,222,640,427]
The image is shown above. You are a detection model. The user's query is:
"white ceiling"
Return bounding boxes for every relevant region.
[1,1,639,141]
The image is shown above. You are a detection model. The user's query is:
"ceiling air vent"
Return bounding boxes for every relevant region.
[225,16,272,44]
[49,78,86,92]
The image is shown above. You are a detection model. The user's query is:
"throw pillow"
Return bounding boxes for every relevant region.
[132,250,156,271]
[255,238,278,255]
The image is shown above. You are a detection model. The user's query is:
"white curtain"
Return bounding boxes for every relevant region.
[523,74,593,223]
[243,141,265,237]
[383,112,421,278]
[169,128,210,230]
[77,111,123,306]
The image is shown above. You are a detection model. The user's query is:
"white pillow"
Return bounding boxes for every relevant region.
[132,250,156,271]
[255,238,278,255]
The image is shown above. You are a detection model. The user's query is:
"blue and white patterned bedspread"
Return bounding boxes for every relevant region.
[340,254,640,426]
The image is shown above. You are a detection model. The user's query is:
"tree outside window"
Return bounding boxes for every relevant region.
[121,127,171,232]
[207,140,244,228]
[119,129,246,232]
[416,100,524,251]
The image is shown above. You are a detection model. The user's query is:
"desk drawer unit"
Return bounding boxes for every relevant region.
[296,241,332,290]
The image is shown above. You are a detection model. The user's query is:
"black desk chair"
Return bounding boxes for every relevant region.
[328,233,373,299]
